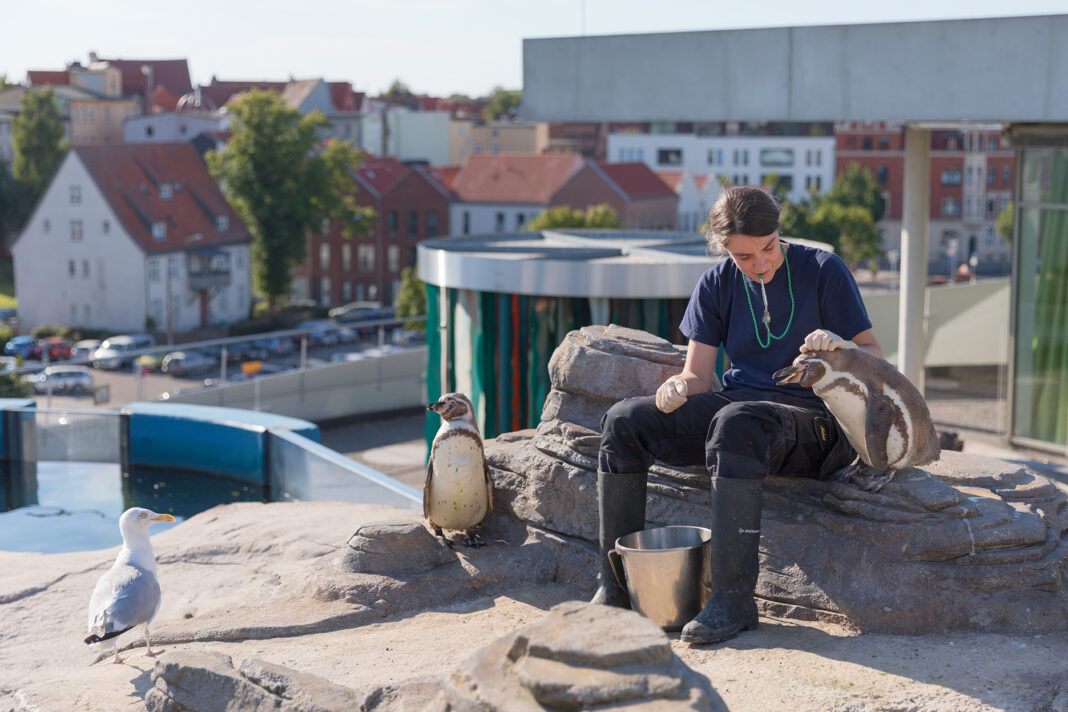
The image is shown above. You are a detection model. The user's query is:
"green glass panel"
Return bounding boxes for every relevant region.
[424,283,441,453]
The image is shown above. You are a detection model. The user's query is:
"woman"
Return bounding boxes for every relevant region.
[593,186,882,645]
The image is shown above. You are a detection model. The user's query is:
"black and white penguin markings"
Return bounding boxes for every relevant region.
[424,393,494,548]
[774,348,941,491]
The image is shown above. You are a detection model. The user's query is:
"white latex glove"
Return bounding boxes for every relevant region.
[801,329,858,354]
[655,375,688,414]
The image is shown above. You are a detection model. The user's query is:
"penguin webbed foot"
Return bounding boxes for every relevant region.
[433,526,456,549]
[462,527,486,548]
[833,462,896,492]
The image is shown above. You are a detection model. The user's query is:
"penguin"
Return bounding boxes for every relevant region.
[773,348,940,492]
[425,392,493,548]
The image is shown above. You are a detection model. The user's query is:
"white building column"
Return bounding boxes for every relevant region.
[898,125,931,391]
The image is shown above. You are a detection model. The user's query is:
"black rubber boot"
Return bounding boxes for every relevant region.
[589,470,647,608]
[680,476,763,645]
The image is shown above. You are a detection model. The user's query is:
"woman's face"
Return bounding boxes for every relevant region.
[725,232,785,282]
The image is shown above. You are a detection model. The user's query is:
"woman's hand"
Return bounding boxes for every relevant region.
[655,374,689,413]
[797,329,857,360]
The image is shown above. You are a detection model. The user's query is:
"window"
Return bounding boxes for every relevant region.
[989,136,998,151]
[427,211,439,237]
[68,260,76,277]
[103,220,110,234]
[148,260,160,282]
[342,280,351,302]
[473,143,482,154]
[70,219,83,241]
[1002,165,1011,185]
[70,185,81,204]
[657,148,682,166]
[43,219,51,233]
[388,245,400,273]
[490,144,500,154]
[463,211,470,235]
[846,137,856,150]
[159,183,173,199]
[759,148,794,167]
[940,167,962,185]
[940,197,961,217]
[387,210,398,237]
[357,244,375,272]
[516,213,526,229]
[169,256,179,279]
[862,137,873,150]
[987,197,996,217]
[985,226,995,245]
[152,222,166,240]
[216,215,229,232]
[319,243,330,271]
[145,125,154,138]
[495,212,505,232]
[876,165,888,184]
[355,282,365,301]
[342,243,352,272]
[988,166,997,185]
[966,167,974,184]
[82,260,89,277]
[878,136,890,150]
[319,278,331,303]
[407,210,418,237]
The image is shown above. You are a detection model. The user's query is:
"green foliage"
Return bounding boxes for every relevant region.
[385,79,413,97]
[528,204,621,231]
[996,201,1014,245]
[447,92,472,101]
[0,371,31,398]
[207,90,368,308]
[12,88,67,197]
[0,74,15,90]
[0,164,35,241]
[482,86,522,121]
[30,324,71,338]
[0,324,12,352]
[779,164,883,269]
[761,172,788,202]
[394,267,427,332]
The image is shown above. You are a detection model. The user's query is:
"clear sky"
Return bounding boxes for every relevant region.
[3,0,1066,98]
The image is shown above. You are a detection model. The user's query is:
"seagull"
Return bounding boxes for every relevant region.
[85,507,175,664]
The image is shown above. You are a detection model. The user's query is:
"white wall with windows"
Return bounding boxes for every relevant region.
[123,112,227,143]
[449,203,547,236]
[606,133,835,203]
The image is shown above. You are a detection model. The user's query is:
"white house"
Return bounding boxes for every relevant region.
[12,142,252,334]
[607,132,835,204]
[657,170,721,233]
[123,111,227,144]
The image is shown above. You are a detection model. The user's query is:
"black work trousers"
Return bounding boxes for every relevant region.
[598,387,856,480]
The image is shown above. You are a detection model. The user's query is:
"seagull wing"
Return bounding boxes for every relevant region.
[86,563,161,644]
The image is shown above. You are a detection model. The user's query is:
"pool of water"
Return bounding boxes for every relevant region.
[0,462,268,553]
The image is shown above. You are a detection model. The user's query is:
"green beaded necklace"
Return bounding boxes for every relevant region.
[741,243,794,349]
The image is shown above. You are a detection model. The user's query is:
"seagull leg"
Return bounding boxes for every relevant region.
[111,642,125,665]
[143,625,163,658]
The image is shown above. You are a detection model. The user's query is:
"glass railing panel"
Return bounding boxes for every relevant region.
[268,428,421,509]
[31,408,122,463]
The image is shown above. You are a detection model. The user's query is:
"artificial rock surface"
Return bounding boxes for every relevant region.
[487,324,1068,634]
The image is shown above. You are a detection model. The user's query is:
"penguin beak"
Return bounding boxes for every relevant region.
[773,363,808,385]
[427,400,445,414]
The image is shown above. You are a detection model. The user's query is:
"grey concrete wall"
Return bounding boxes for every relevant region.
[523,15,1068,122]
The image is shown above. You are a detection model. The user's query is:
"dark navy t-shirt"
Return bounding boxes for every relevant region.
[679,241,872,403]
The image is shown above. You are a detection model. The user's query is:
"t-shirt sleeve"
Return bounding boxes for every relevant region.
[818,254,873,340]
[680,270,725,347]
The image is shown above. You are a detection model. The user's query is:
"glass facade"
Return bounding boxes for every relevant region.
[1012,147,1068,447]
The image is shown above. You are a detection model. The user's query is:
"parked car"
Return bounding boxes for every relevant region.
[4,336,37,359]
[70,339,101,362]
[35,336,73,361]
[21,365,94,395]
[134,352,164,372]
[328,301,382,323]
[251,337,294,357]
[293,320,340,347]
[92,334,156,369]
[160,350,218,378]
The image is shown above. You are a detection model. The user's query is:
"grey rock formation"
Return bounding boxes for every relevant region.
[486,324,1068,635]
[338,521,456,575]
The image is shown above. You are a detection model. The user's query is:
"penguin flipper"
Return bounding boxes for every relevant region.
[864,394,896,470]
[483,459,494,515]
[423,459,434,520]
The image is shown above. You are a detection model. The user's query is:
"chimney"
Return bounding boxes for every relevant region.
[141,64,154,114]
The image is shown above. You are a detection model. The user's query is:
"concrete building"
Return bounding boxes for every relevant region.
[606,131,835,204]
[123,112,226,144]
[12,143,251,334]
[449,120,549,164]
[0,85,97,149]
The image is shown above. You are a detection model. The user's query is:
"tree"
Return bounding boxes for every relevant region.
[996,202,1014,245]
[528,204,621,231]
[12,88,66,197]
[827,163,885,223]
[811,202,881,269]
[394,267,427,332]
[0,161,34,241]
[482,86,522,121]
[0,74,15,90]
[384,79,413,98]
[207,90,370,308]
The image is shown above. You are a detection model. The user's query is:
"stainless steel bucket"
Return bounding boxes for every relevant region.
[608,525,712,631]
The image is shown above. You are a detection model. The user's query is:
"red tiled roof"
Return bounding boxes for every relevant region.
[425,165,460,192]
[452,155,584,204]
[198,80,287,110]
[74,143,248,253]
[96,58,192,96]
[27,70,70,87]
[329,82,363,111]
[354,156,410,196]
[694,174,710,192]
[597,163,677,200]
[152,85,180,113]
[655,170,683,191]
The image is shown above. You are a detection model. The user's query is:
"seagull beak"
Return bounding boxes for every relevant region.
[151,513,176,523]
[773,363,807,385]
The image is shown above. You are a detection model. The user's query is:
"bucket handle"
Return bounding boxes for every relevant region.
[606,548,626,590]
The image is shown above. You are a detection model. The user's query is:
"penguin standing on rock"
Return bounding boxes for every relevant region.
[425,393,493,548]
[773,348,940,491]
